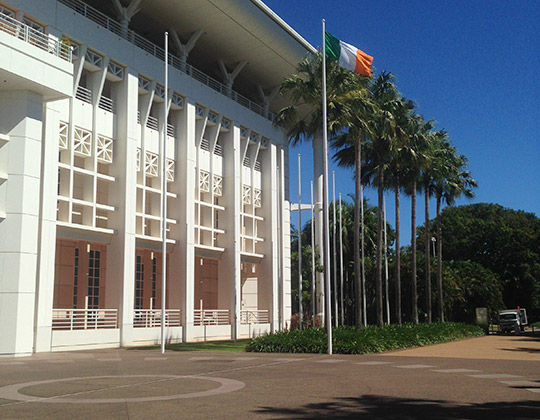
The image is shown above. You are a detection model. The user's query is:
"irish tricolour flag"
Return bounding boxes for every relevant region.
[325,31,373,77]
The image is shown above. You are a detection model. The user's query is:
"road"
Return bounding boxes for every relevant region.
[0,334,539,419]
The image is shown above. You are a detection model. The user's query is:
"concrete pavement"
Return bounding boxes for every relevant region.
[0,334,538,419]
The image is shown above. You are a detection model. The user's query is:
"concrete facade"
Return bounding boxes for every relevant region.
[0,0,314,356]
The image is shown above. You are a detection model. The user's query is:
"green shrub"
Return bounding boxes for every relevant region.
[245,323,484,354]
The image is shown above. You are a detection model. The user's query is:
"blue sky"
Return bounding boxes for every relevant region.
[264,0,540,243]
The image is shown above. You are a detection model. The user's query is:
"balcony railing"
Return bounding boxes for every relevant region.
[75,85,92,103]
[194,309,230,326]
[146,115,159,130]
[166,123,175,137]
[241,310,269,324]
[52,308,118,330]
[133,309,181,327]
[57,0,273,121]
[98,95,116,113]
[0,11,72,62]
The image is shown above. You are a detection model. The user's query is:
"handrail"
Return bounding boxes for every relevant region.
[133,309,181,327]
[194,309,230,326]
[75,85,92,103]
[0,11,72,62]
[57,0,273,121]
[98,95,116,114]
[146,115,159,130]
[241,310,269,324]
[52,308,118,330]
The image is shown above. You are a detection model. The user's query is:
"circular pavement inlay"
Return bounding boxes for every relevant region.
[0,375,245,404]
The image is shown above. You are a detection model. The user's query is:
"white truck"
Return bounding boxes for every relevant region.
[498,308,528,334]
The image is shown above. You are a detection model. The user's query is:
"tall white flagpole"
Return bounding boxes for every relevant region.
[339,193,344,324]
[384,195,390,324]
[361,184,367,326]
[160,32,169,354]
[310,181,316,325]
[322,19,332,354]
[332,171,338,327]
[297,154,303,329]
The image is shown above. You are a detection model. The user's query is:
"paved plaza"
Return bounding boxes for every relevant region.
[0,335,539,419]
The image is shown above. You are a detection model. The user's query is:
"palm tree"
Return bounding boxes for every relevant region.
[432,144,477,321]
[402,114,433,323]
[386,97,415,324]
[276,52,365,325]
[420,130,442,323]
[362,72,402,327]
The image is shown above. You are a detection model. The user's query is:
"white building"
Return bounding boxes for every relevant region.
[0,0,316,356]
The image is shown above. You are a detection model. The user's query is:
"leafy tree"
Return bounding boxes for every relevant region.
[437,203,540,318]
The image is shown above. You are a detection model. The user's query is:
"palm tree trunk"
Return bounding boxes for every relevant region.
[411,181,418,324]
[377,164,384,327]
[354,142,362,328]
[436,193,444,322]
[424,178,431,323]
[394,177,401,324]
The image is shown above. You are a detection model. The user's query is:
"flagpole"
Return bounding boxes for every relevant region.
[298,154,303,329]
[339,193,344,324]
[361,184,367,326]
[310,181,316,326]
[332,171,338,327]
[322,19,332,354]
[384,195,390,324]
[160,31,169,354]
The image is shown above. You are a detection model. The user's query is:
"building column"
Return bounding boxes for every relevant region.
[218,123,241,339]
[106,69,138,346]
[0,90,44,356]
[33,100,63,352]
[178,100,196,342]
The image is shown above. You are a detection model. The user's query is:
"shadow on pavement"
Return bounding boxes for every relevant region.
[255,395,540,419]
[500,347,540,354]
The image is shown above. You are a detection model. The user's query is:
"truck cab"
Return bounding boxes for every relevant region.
[498,309,528,334]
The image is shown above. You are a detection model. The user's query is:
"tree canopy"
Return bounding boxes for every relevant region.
[437,203,540,317]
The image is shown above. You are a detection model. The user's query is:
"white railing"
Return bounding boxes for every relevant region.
[57,0,273,121]
[98,95,116,113]
[241,310,269,325]
[133,309,181,328]
[166,123,175,137]
[75,85,92,103]
[194,309,230,326]
[146,115,159,130]
[0,11,72,62]
[52,308,118,330]
[214,143,223,157]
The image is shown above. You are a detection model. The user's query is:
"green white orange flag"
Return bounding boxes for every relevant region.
[324,31,373,77]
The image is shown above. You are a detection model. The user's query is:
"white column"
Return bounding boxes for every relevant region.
[33,100,63,352]
[0,90,44,356]
[178,100,196,342]
[106,69,139,346]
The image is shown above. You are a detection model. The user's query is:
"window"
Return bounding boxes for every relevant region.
[87,250,101,309]
[73,248,79,308]
[135,255,144,310]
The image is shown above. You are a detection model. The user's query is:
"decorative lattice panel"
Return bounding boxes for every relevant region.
[145,151,158,177]
[242,185,251,205]
[167,159,175,182]
[253,188,262,208]
[96,135,113,163]
[59,122,68,150]
[213,175,223,196]
[73,127,92,157]
[199,170,210,192]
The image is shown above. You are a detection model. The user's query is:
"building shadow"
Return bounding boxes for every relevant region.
[254,395,540,419]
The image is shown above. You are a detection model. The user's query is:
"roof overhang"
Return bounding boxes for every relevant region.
[87,0,316,112]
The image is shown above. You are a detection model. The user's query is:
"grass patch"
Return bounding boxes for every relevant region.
[133,339,251,352]
[246,323,485,354]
